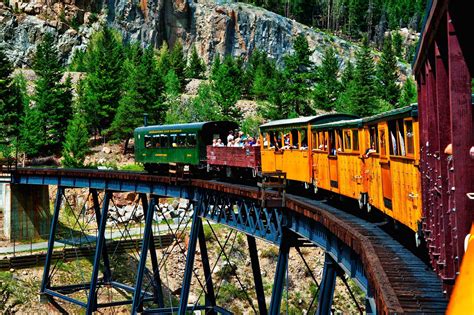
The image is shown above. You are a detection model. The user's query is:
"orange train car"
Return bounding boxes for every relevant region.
[311,105,422,235]
[259,105,422,237]
[259,114,357,185]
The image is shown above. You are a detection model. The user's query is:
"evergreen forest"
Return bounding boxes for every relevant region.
[0,4,418,167]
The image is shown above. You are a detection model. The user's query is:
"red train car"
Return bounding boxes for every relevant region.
[207,146,261,177]
[413,0,473,291]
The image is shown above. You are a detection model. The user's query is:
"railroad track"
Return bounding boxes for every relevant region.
[0,234,174,270]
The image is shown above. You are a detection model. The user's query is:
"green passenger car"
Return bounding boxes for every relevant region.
[134,121,238,171]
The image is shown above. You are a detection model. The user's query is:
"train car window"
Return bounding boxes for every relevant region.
[187,133,197,147]
[369,126,379,153]
[269,131,279,149]
[379,129,387,156]
[318,132,327,151]
[336,129,344,152]
[169,134,178,147]
[404,120,414,155]
[352,130,359,151]
[300,129,308,149]
[312,131,318,150]
[291,129,299,148]
[158,134,168,148]
[263,132,270,149]
[176,133,187,147]
[397,119,406,156]
[344,130,352,151]
[388,121,398,155]
[329,130,337,155]
[145,135,153,148]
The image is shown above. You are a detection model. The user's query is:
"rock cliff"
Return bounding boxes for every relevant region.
[0,0,411,77]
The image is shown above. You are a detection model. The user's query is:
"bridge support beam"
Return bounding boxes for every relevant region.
[198,219,217,313]
[316,253,338,315]
[178,193,203,314]
[131,195,161,314]
[86,190,111,315]
[40,186,63,295]
[269,233,290,314]
[247,235,267,315]
[91,189,112,283]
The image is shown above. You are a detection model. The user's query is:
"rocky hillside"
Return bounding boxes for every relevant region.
[0,0,412,77]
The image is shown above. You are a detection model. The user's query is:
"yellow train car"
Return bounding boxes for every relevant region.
[311,119,364,199]
[310,105,422,234]
[362,105,421,233]
[259,114,356,184]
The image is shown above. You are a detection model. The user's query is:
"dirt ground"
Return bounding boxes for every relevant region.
[1,222,365,314]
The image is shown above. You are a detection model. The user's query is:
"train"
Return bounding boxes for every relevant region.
[134,105,423,242]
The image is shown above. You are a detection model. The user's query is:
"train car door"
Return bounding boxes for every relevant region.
[379,124,393,210]
[328,130,339,190]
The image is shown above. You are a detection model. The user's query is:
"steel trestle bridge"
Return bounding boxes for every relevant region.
[9,168,446,314]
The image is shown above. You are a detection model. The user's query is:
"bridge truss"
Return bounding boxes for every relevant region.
[11,169,446,314]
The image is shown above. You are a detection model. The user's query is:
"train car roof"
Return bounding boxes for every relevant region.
[311,118,364,130]
[135,121,238,133]
[259,113,357,130]
[363,104,418,124]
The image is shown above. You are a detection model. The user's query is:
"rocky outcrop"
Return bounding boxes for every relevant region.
[0,0,411,78]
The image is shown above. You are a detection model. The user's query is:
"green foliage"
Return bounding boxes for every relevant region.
[0,48,24,155]
[313,47,341,111]
[62,112,89,168]
[241,115,264,136]
[278,34,315,118]
[78,26,124,133]
[69,48,86,71]
[240,0,427,43]
[109,45,163,141]
[343,37,380,116]
[169,40,187,89]
[119,163,145,171]
[164,69,181,97]
[392,31,403,59]
[29,33,73,156]
[210,55,244,121]
[376,34,400,105]
[398,77,417,107]
[186,45,206,79]
[260,245,279,259]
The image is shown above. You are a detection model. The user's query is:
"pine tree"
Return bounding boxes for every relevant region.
[80,26,124,133]
[392,31,403,59]
[341,60,355,89]
[280,34,314,117]
[210,55,244,121]
[313,47,341,111]
[156,42,171,77]
[186,45,206,79]
[62,112,89,168]
[398,77,417,107]
[18,105,45,157]
[32,33,73,155]
[348,36,379,116]
[376,34,400,105]
[169,40,187,89]
[109,45,163,151]
[0,48,24,154]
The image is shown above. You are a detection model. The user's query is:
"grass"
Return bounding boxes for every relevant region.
[119,163,144,171]
[0,271,38,312]
[260,245,279,259]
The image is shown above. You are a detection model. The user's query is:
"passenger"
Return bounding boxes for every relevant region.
[212,139,217,147]
[330,148,337,156]
[254,138,261,146]
[216,138,225,147]
[227,140,234,147]
[248,137,255,146]
[364,143,377,158]
[227,130,234,143]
